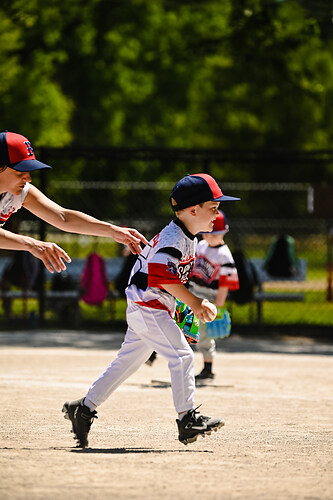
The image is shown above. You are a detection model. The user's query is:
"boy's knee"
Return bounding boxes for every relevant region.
[186,347,194,362]
[170,347,193,370]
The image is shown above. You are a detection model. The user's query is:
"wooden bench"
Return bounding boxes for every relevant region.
[0,255,308,327]
[0,257,125,326]
[0,288,82,327]
[250,258,307,324]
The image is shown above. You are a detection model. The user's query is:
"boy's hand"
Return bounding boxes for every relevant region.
[202,299,217,322]
[191,298,217,323]
[161,283,217,323]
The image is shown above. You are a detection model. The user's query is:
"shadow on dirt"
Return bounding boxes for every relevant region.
[0,330,332,355]
[70,447,213,454]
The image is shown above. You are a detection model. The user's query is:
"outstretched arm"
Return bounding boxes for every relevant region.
[23,184,148,254]
[0,227,71,273]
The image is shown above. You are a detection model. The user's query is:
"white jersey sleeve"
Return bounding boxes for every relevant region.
[0,183,30,227]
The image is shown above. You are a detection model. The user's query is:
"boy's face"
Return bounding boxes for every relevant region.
[194,201,220,233]
[0,167,31,195]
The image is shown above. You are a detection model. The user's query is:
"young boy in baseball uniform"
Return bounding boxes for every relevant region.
[188,210,239,381]
[63,174,240,447]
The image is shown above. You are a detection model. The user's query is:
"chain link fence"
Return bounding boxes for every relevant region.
[0,147,332,332]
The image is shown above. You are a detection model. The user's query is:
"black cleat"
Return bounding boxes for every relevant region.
[62,397,98,448]
[195,368,215,381]
[145,351,157,366]
[176,406,224,445]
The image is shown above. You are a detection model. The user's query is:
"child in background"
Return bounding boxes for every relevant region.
[63,174,240,447]
[188,210,239,381]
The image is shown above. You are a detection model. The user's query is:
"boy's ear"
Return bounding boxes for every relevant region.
[188,206,197,216]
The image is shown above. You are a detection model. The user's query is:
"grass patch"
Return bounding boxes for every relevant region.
[227,293,333,327]
[0,231,331,329]
[1,292,332,329]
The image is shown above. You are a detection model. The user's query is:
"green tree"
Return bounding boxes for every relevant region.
[0,0,73,146]
[187,1,333,152]
[1,0,333,171]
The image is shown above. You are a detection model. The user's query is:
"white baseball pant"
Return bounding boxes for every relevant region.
[196,323,216,362]
[84,301,195,413]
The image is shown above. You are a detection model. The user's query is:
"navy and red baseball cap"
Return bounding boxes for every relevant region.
[0,131,51,171]
[170,173,240,211]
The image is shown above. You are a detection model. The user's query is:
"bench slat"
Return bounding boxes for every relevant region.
[253,292,305,302]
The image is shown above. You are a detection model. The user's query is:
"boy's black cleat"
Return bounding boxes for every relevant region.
[62,397,98,448]
[176,406,224,445]
[145,351,157,366]
[195,368,215,381]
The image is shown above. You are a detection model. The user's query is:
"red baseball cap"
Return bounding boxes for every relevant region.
[170,173,240,211]
[0,131,51,171]
[211,210,229,234]
[201,210,230,235]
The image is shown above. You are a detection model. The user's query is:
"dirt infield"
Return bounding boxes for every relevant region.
[0,331,332,500]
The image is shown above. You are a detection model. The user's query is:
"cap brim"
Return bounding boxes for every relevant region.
[201,229,229,235]
[215,195,240,202]
[10,159,52,171]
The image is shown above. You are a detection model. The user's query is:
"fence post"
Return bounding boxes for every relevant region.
[327,226,333,302]
[38,169,47,324]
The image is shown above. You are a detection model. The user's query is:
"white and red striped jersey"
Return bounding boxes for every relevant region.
[0,183,29,227]
[189,239,239,302]
[126,218,197,316]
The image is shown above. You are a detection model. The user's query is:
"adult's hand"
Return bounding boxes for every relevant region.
[110,226,148,254]
[29,240,71,273]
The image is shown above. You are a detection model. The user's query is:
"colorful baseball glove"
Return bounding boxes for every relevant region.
[174,299,200,344]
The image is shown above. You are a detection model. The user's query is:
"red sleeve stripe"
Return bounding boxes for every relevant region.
[219,274,239,290]
[148,263,182,287]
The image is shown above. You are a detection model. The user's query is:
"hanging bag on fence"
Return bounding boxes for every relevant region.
[80,252,109,306]
[206,307,232,339]
[264,234,299,278]
[229,250,259,305]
